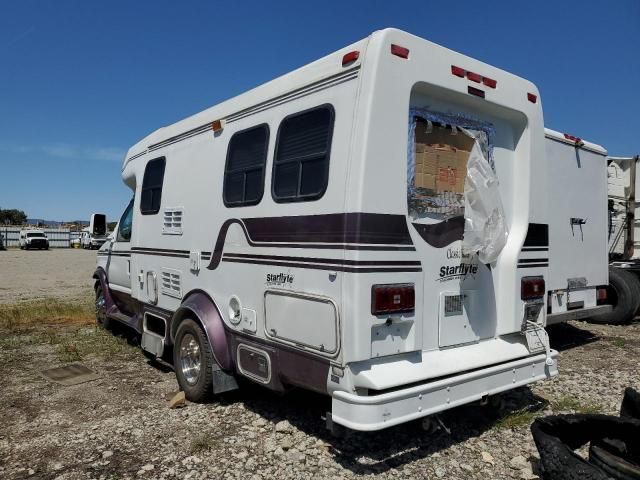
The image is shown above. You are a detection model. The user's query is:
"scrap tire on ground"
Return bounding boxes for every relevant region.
[173,318,214,403]
[589,268,640,325]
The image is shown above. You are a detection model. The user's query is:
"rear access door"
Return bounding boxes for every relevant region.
[544,130,608,315]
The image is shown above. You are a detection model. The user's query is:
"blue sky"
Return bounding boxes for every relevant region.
[1,0,638,221]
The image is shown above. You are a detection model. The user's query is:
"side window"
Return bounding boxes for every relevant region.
[223,124,269,207]
[140,157,166,215]
[272,105,334,203]
[116,200,134,242]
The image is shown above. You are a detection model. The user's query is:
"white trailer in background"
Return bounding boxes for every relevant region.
[95,28,560,431]
[543,130,611,325]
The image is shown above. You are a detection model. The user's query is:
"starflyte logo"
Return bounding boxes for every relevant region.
[437,263,478,282]
[266,272,294,286]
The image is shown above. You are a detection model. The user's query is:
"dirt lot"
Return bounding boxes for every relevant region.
[0,249,97,303]
[1,249,639,480]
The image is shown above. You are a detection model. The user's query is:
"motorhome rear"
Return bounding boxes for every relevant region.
[95,28,558,431]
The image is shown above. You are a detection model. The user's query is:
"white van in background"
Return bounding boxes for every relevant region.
[19,229,49,250]
[95,28,559,432]
[81,214,109,249]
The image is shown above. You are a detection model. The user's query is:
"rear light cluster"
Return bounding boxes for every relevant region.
[596,286,608,305]
[451,65,497,89]
[521,276,545,300]
[371,284,415,316]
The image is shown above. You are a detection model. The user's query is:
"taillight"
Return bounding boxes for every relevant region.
[342,50,360,66]
[371,284,415,316]
[521,277,545,300]
[390,44,409,59]
[596,287,608,305]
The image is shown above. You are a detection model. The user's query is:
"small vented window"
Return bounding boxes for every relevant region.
[444,294,464,317]
[161,269,182,298]
[223,125,269,207]
[162,208,183,235]
[141,157,166,215]
[272,105,334,203]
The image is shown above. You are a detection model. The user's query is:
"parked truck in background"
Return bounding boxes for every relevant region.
[594,154,640,324]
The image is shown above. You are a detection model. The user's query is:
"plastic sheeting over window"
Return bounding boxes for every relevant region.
[407,108,508,263]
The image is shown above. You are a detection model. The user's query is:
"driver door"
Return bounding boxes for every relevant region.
[107,200,134,299]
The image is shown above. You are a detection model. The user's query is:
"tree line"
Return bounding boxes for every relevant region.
[0,209,27,225]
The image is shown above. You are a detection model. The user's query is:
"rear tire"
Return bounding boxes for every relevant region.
[173,319,214,402]
[589,268,640,325]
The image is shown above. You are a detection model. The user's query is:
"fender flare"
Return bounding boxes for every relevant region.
[171,291,232,371]
[92,267,116,311]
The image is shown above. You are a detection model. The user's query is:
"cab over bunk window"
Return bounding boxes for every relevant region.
[140,157,166,215]
[272,105,334,203]
[223,124,269,207]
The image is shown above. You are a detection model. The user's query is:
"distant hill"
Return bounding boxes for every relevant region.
[27,219,88,227]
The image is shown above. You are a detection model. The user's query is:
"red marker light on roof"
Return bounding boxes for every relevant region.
[482,77,497,88]
[390,44,409,59]
[564,133,584,146]
[451,65,465,77]
[527,93,537,103]
[466,71,482,83]
[342,50,360,66]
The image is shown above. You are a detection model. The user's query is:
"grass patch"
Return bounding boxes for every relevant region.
[494,408,540,430]
[609,337,627,348]
[551,395,603,414]
[0,297,94,332]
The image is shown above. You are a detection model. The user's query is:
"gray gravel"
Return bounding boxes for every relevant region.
[0,319,638,480]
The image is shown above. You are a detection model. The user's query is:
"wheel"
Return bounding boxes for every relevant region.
[173,318,214,402]
[589,268,640,325]
[95,284,110,329]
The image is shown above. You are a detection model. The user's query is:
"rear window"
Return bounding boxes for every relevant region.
[224,125,269,207]
[27,232,45,238]
[272,105,334,203]
[140,157,166,215]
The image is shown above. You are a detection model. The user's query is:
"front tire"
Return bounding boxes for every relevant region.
[95,284,110,329]
[173,319,214,402]
[589,268,640,325]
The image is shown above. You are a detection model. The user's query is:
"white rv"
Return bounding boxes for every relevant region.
[542,131,610,325]
[95,28,558,431]
[19,229,49,250]
[81,214,108,249]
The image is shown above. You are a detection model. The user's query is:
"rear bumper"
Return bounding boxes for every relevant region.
[331,350,558,431]
[547,304,612,325]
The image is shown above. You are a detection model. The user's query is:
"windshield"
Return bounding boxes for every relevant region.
[26,232,45,238]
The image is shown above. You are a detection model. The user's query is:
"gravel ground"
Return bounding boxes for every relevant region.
[0,249,97,303]
[0,250,639,479]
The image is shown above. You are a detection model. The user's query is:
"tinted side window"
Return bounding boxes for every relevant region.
[223,125,269,207]
[117,200,134,242]
[140,157,166,215]
[272,106,334,203]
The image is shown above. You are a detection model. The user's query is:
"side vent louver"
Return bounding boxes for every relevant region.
[163,208,183,235]
[161,269,182,299]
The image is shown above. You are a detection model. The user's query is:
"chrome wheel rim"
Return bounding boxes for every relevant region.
[180,333,201,385]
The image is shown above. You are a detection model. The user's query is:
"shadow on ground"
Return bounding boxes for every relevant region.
[547,321,600,352]
[234,384,548,475]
